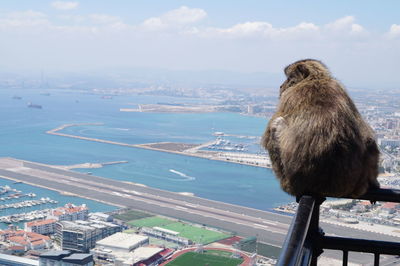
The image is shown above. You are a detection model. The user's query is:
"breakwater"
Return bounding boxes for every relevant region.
[46,123,271,168]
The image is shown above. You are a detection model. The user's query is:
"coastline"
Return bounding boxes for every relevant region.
[0,173,124,209]
[46,123,272,169]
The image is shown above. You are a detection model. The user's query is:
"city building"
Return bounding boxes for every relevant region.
[39,250,94,266]
[378,138,400,148]
[0,229,51,251]
[39,250,72,265]
[88,212,113,222]
[48,203,89,221]
[92,244,169,266]
[91,232,173,265]
[94,232,149,253]
[60,253,94,266]
[0,253,39,266]
[55,220,122,252]
[141,226,191,245]
[379,202,398,218]
[25,219,57,235]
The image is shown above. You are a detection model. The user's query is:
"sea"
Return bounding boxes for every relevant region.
[0,88,293,228]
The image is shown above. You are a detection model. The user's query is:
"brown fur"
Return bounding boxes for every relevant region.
[262,59,380,198]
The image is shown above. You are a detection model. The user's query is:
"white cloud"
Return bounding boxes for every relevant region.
[142,17,166,31]
[51,1,79,11]
[215,22,273,37]
[197,16,369,40]
[326,16,355,31]
[163,6,206,24]
[325,16,367,36]
[199,21,319,40]
[0,10,49,29]
[141,6,206,31]
[387,24,400,39]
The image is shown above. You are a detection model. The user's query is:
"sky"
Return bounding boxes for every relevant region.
[0,0,399,88]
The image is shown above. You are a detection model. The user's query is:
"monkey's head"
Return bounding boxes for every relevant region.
[280,59,330,96]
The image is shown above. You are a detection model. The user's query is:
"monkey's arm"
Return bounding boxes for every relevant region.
[262,116,286,148]
[262,116,287,179]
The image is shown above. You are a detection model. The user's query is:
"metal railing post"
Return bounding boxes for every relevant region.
[308,197,325,266]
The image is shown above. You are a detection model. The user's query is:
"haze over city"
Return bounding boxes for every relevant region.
[1,0,400,88]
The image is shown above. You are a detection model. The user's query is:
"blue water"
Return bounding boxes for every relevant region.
[0,88,293,217]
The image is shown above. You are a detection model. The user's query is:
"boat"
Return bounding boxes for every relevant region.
[27,102,42,109]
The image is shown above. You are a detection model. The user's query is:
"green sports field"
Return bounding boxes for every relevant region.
[166,251,243,266]
[128,216,231,244]
[128,216,172,228]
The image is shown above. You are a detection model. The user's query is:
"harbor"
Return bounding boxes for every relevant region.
[0,198,57,211]
[0,172,115,229]
[0,209,51,224]
[46,123,271,168]
[0,184,58,225]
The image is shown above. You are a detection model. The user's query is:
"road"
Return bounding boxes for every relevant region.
[0,157,398,265]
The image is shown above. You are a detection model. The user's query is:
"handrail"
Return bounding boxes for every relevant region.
[353,187,400,203]
[277,188,400,266]
[277,196,315,266]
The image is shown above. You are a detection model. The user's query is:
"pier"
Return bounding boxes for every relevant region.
[46,123,271,168]
[55,160,128,170]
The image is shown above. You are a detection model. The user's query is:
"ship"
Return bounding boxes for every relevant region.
[12,96,22,100]
[27,102,42,109]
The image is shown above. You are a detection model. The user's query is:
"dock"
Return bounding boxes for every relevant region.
[46,123,271,168]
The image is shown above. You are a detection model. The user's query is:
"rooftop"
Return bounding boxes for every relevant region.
[62,253,93,265]
[0,253,39,266]
[96,232,148,250]
[40,250,71,260]
[52,203,88,216]
[153,226,179,236]
[132,246,164,261]
[26,219,57,227]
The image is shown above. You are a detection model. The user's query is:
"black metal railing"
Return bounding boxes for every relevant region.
[277,188,400,266]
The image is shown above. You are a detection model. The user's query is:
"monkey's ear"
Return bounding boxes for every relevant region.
[295,64,310,79]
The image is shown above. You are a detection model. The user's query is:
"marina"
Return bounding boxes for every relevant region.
[47,123,271,168]
[0,184,59,224]
[0,209,51,223]
[0,197,57,211]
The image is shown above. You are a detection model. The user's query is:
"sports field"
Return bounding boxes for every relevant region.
[166,251,243,266]
[128,216,231,244]
[128,216,172,228]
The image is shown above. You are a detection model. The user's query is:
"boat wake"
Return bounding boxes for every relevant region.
[169,169,195,181]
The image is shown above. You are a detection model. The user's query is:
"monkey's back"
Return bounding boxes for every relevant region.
[275,79,378,197]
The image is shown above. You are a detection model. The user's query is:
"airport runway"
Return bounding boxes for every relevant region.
[0,157,398,264]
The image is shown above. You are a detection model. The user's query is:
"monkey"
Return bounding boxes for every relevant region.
[262,59,380,198]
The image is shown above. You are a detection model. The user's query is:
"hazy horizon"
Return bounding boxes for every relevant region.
[1,1,400,89]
